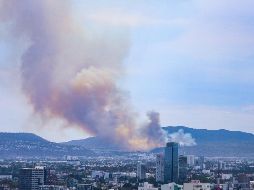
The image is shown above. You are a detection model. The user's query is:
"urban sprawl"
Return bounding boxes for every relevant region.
[0,142,254,190]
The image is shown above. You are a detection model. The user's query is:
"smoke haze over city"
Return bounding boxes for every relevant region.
[1,0,254,145]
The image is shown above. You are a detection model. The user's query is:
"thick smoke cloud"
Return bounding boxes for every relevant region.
[142,111,196,147]
[142,111,167,146]
[0,0,196,150]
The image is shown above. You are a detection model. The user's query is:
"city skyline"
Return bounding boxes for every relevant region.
[1,0,254,143]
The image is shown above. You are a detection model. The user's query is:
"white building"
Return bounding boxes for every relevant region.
[202,170,211,175]
[187,155,195,167]
[156,154,164,182]
[138,182,158,190]
[0,175,12,180]
[128,172,137,178]
[250,181,254,190]
[161,183,183,190]
[221,174,233,180]
[184,180,212,190]
[146,173,154,179]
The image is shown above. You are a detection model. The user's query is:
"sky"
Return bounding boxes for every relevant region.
[1,0,254,142]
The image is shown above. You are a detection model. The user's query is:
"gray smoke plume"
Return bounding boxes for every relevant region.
[0,0,196,150]
[142,111,167,146]
[142,111,196,147]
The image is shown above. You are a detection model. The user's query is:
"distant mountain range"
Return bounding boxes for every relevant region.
[1,126,254,158]
[63,136,121,150]
[64,126,254,157]
[0,133,94,158]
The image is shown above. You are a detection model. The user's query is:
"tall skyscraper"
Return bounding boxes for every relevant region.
[164,142,179,183]
[179,155,188,183]
[187,155,195,167]
[196,156,205,170]
[19,167,45,190]
[156,154,164,182]
[137,162,146,180]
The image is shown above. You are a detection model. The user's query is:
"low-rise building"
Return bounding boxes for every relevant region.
[0,175,12,180]
[138,182,158,190]
[161,183,183,190]
[39,185,67,190]
[183,180,212,190]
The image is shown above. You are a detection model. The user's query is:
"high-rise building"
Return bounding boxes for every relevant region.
[196,156,205,170]
[179,155,188,168]
[137,162,146,180]
[164,142,179,183]
[179,155,188,183]
[156,154,164,182]
[186,155,195,167]
[19,167,45,190]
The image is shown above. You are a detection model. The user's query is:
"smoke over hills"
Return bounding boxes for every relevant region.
[0,0,195,150]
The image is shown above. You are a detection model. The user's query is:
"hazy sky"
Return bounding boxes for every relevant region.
[1,0,254,142]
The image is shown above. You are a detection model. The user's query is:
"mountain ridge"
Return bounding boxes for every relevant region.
[64,126,254,157]
[0,132,94,158]
[162,126,254,142]
[1,126,254,157]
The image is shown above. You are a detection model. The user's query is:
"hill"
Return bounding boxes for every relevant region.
[64,127,254,157]
[163,126,254,143]
[63,136,121,150]
[0,132,94,158]
[155,126,254,157]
